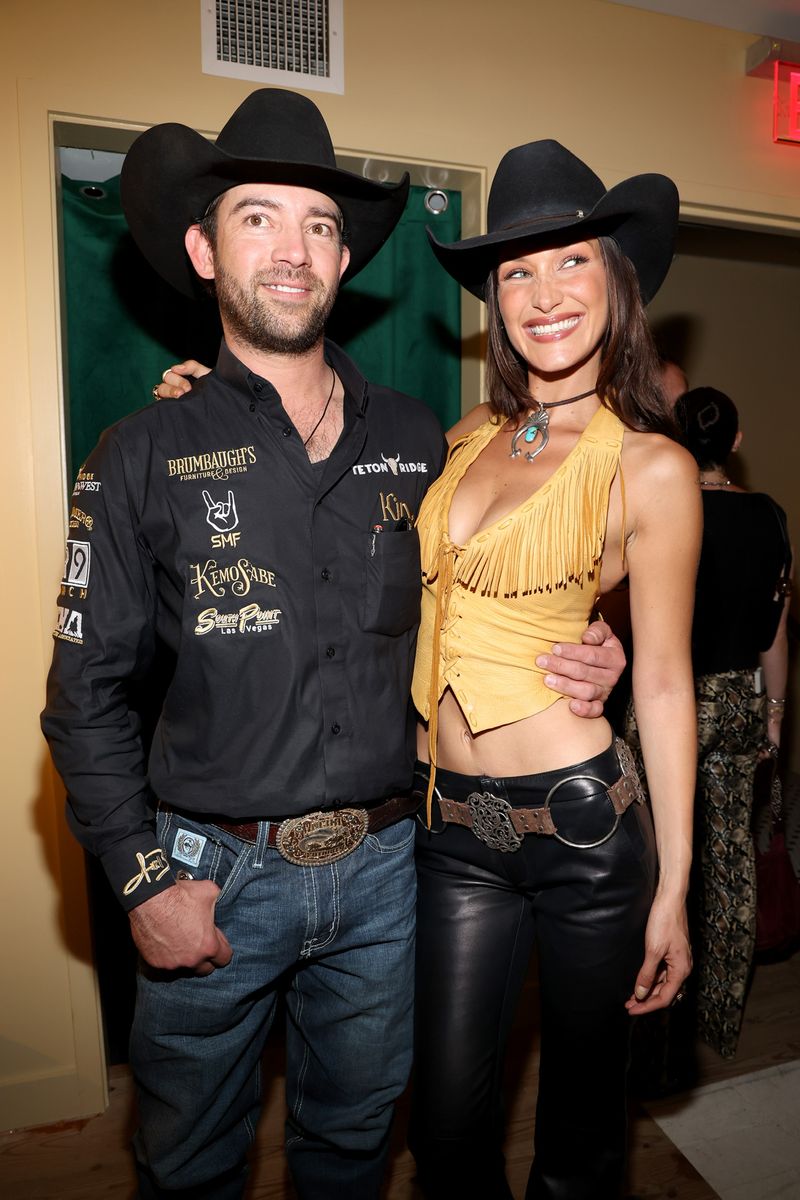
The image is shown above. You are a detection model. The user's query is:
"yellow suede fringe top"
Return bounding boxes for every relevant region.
[411,403,626,809]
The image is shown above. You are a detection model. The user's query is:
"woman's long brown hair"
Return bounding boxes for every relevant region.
[484,235,679,439]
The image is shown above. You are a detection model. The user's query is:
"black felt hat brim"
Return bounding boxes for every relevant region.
[121,121,409,298]
[427,173,678,303]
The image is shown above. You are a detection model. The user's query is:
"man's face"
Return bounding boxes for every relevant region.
[660,360,689,408]
[187,183,350,354]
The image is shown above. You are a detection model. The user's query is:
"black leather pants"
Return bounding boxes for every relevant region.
[409,743,657,1200]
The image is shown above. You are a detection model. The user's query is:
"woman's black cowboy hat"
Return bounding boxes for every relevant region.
[427,139,678,303]
[120,88,409,298]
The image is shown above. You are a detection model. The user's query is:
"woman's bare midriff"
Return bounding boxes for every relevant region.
[416,687,613,779]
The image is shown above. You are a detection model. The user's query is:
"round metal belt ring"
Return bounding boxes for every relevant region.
[543,773,620,849]
[415,781,447,834]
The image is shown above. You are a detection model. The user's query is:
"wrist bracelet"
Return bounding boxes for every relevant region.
[767,697,786,713]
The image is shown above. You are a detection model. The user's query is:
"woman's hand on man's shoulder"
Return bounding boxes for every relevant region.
[154,359,212,401]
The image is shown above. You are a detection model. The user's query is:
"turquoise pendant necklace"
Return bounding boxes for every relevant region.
[509,389,597,463]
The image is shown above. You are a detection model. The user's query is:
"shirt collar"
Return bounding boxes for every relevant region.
[213,338,370,419]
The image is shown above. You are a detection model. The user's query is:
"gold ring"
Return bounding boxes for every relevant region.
[151,386,161,402]
[161,368,172,383]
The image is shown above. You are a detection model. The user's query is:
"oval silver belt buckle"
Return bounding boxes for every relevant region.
[467,791,523,853]
[276,807,369,865]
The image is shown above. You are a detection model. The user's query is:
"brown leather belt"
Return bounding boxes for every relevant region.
[164,793,422,867]
[417,739,645,853]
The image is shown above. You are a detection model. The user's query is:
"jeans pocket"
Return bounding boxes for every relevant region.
[366,816,417,854]
[156,809,248,904]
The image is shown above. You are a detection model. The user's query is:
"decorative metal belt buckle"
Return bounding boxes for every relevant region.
[466,791,523,853]
[276,807,369,866]
[614,737,646,806]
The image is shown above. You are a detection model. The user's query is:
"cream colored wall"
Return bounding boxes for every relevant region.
[4,0,799,1128]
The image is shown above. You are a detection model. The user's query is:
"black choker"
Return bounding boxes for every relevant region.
[541,388,597,409]
[510,389,597,462]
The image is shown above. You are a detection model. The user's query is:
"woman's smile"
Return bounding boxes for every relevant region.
[523,313,584,340]
[498,240,608,382]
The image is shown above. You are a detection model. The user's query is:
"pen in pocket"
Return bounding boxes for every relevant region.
[370,518,411,555]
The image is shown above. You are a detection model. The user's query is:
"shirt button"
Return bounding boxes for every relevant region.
[331,723,341,735]
[321,569,331,581]
[282,426,292,438]
[253,382,263,394]
[326,646,336,658]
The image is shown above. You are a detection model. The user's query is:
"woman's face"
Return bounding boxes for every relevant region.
[496,239,609,380]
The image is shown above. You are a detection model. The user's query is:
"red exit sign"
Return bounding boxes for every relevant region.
[774,61,800,145]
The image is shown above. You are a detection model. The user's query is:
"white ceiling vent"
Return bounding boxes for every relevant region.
[201,1,344,94]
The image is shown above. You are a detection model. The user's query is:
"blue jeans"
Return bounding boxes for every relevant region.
[130,807,417,1198]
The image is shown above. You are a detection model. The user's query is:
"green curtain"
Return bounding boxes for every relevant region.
[61,175,222,479]
[328,185,461,431]
[61,177,461,480]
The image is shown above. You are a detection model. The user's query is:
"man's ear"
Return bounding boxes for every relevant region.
[732,430,743,453]
[185,225,215,281]
[338,244,351,282]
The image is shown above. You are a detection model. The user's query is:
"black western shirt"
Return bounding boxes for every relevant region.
[41,340,447,909]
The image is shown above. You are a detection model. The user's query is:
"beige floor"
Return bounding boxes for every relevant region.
[646,1061,800,1200]
[2,951,798,1199]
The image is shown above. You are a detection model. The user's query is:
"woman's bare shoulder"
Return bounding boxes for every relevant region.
[446,402,495,445]
[622,429,698,489]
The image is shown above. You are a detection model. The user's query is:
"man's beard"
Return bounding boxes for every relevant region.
[215,264,340,355]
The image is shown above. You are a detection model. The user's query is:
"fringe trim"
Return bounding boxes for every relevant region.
[418,408,624,597]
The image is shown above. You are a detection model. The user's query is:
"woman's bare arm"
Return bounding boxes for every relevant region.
[622,435,701,1013]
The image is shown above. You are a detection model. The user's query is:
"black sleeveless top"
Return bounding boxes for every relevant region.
[692,491,789,675]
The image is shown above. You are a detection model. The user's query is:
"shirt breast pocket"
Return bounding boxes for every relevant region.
[361,528,421,636]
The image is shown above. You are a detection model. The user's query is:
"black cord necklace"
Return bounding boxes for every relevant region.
[303,366,336,448]
[510,388,597,463]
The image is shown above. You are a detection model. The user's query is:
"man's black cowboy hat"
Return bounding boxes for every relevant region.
[427,139,678,303]
[120,88,410,298]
